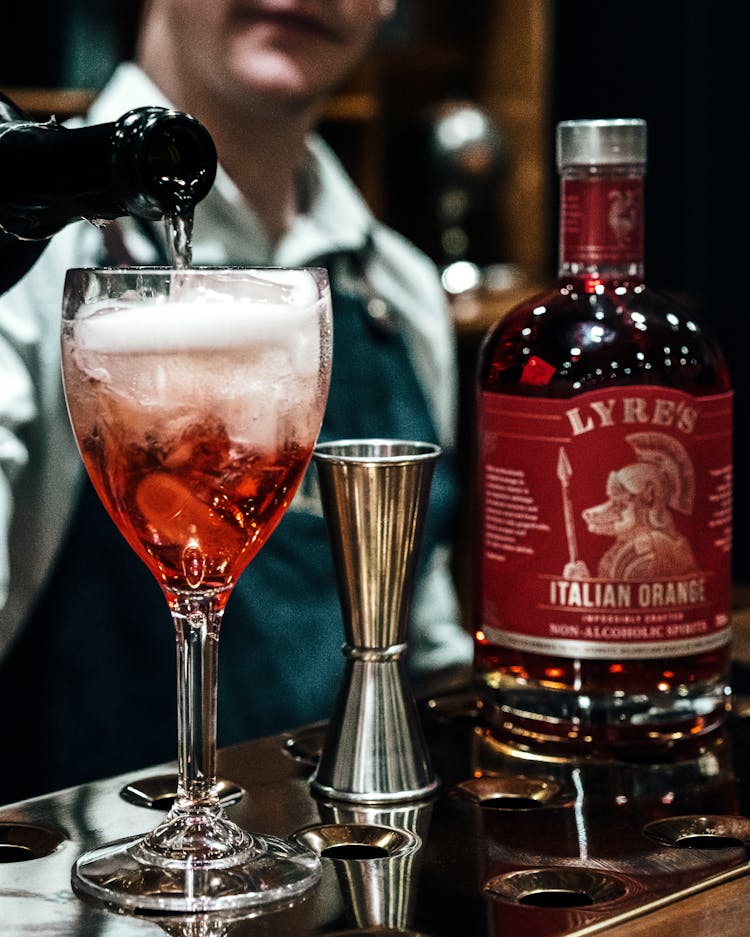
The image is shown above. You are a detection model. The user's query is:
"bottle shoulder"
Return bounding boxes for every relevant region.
[478,279,731,398]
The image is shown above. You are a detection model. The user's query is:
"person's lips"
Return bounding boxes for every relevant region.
[232,4,343,43]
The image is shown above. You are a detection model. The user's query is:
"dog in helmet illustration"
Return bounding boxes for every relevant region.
[581,432,698,580]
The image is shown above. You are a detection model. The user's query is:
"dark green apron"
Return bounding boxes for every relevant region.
[0,264,457,802]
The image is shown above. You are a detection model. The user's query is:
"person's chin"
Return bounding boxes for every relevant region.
[231,54,331,105]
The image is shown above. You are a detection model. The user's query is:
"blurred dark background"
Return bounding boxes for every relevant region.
[2,0,747,576]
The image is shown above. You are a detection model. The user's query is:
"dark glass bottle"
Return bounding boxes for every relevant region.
[0,91,216,291]
[475,119,733,756]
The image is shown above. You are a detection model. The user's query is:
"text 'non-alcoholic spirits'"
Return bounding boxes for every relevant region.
[475,118,733,756]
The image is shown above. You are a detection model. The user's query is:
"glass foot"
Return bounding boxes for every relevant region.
[71,829,321,913]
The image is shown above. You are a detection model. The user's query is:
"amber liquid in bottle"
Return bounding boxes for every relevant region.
[475,121,732,756]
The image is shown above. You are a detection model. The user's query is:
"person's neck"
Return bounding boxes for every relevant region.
[205,110,311,245]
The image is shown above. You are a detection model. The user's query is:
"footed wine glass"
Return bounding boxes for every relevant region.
[60,266,332,912]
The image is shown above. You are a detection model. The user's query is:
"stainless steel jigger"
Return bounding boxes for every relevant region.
[310,439,441,804]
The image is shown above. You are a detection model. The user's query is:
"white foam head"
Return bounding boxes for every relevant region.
[64,268,332,451]
[74,269,326,365]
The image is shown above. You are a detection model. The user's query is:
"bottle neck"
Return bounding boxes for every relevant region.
[558,164,645,281]
[0,105,216,240]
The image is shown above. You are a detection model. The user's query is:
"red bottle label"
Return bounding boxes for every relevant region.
[478,388,733,659]
[561,177,644,268]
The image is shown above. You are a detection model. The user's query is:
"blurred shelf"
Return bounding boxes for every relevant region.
[1,86,380,123]
[1,86,95,119]
[321,92,381,122]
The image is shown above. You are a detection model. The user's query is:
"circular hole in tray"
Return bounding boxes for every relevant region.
[643,815,750,850]
[518,888,595,908]
[482,794,545,810]
[282,726,325,767]
[424,692,483,724]
[0,844,35,862]
[119,773,244,810]
[294,823,420,861]
[484,867,630,908]
[0,823,66,862]
[453,774,564,810]
[675,833,744,850]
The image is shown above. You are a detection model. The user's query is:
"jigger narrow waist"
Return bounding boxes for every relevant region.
[343,643,408,661]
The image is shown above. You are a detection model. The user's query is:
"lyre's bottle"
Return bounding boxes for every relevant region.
[475,119,733,754]
[0,91,216,291]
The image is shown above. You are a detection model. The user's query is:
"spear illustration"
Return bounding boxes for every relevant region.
[557,446,590,579]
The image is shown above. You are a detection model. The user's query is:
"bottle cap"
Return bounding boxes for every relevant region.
[556,118,647,169]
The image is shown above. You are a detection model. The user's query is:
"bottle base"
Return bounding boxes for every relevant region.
[477,675,731,762]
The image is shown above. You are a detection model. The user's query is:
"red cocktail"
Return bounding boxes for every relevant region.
[62,266,332,912]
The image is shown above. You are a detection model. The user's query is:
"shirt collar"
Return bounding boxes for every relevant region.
[274,135,373,266]
[89,63,375,267]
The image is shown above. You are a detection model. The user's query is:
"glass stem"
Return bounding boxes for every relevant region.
[171,593,223,811]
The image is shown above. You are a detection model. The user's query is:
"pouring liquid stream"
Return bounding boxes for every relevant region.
[165,208,193,269]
